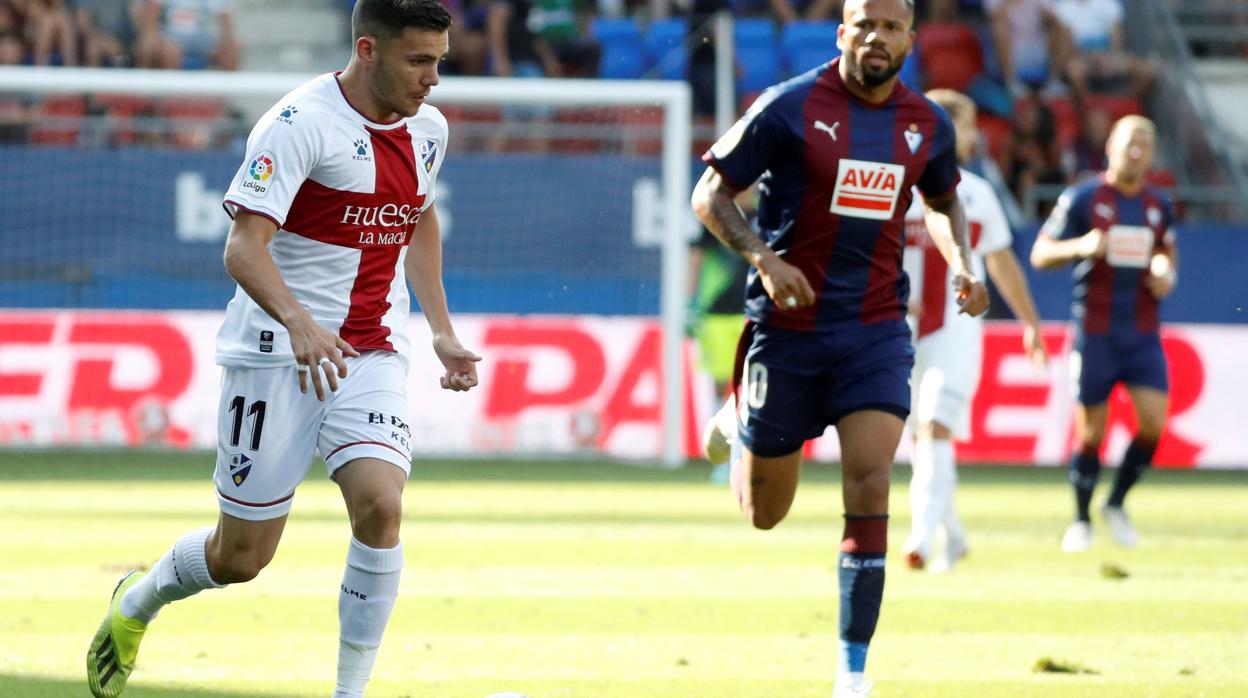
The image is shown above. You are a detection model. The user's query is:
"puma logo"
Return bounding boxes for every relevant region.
[814,120,840,141]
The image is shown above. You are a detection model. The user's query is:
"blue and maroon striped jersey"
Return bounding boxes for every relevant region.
[1041,174,1176,335]
[702,57,960,331]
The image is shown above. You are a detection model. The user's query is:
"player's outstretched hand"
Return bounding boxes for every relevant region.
[1023,323,1048,367]
[290,316,360,401]
[433,333,482,392]
[758,255,816,310]
[953,273,990,317]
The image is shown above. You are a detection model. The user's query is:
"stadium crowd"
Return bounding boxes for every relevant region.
[0,0,1208,212]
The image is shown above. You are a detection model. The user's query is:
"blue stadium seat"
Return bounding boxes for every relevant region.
[592,18,646,79]
[899,48,922,89]
[733,18,779,96]
[645,18,689,80]
[781,20,841,76]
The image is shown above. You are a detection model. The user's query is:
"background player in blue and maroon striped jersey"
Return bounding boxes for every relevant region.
[691,0,988,694]
[1031,115,1178,554]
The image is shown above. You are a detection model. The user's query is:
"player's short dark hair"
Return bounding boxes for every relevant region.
[351,0,452,42]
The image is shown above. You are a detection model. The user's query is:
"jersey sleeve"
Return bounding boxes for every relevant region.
[916,106,960,199]
[1160,195,1177,250]
[223,107,320,228]
[422,110,450,210]
[701,87,791,191]
[1039,186,1086,240]
[973,179,1013,255]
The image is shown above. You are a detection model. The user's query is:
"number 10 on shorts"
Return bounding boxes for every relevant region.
[745,362,769,409]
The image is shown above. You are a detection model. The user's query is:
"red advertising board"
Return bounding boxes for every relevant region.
[1,312,1244,467]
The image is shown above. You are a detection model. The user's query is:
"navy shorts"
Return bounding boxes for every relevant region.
[1072,330,1169,405]
[734,320,914,457]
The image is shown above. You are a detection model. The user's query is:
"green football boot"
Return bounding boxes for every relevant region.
[87,570,148,697]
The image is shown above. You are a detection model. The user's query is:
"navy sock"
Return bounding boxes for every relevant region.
[837,515,887,675]
[1069,447,1101,523]
[1107,438,1157,507]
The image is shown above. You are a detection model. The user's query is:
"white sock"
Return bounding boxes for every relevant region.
[837,671,868,687]
[929,439,960,546]
[120,526,223,623]
[334,537,404,698]
[905,438,938,557]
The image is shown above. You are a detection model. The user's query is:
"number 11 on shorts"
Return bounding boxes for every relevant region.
[227,396,268,451]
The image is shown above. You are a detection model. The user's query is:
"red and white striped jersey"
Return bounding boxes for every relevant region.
[903,168,1011,339]
[218,72,447,369]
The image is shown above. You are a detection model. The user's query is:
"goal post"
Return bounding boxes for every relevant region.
[0,66,693,466]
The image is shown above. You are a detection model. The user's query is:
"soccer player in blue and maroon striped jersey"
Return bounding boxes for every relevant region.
[1032,115,1177,553]
[691,0,989,694]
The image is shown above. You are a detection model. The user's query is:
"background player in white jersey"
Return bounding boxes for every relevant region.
[900,90,1046,572]
[87,2,480,697]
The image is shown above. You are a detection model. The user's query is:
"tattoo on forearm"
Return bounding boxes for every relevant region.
[709,196,769,260]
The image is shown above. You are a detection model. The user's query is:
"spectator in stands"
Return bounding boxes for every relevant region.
[732,0,840,24]
[0,2,26,64]
[1001,93,1068,216]
[1052,0,1156,104]
[486,0,599,78]
[10,0,79,65]
[655,0,725,124]
[1066,102,1110,179]
[442,0,488,74]
[985,0,1070,95]
[73,0,136,67]
[767,0,839,24]
[136,0,239,70]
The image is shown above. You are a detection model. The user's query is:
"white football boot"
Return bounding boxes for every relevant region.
[1101,505,1138,548]
[1061,521,1092,552]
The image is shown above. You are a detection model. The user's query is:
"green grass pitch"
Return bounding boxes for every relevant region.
[1,451,1246,697]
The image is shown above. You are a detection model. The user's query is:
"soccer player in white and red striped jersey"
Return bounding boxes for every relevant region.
[900,89,1046,572]
[86,2,479,696]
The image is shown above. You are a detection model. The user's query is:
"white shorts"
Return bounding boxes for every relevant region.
[214,351,413,521]
[910,316,983,440]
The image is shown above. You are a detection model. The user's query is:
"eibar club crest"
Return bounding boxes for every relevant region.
[418,138,438,173]
[903,123,923,155]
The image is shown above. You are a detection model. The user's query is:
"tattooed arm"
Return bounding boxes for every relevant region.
[691,166,815,308]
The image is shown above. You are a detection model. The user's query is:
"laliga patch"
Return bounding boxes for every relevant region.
[903,123,923,154]
[418,138,438,173]
[241,150,275,198]
[228,452,253,486]
[1106,225,1154,269]
[830,159,906,220]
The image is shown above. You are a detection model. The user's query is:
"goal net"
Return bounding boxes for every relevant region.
[0,67,693,465]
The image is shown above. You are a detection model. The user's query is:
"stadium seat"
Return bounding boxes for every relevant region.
[552,107,613,154]
[93,94,154,145]
[158,97,225,149]
[592,17,646,80]
[781,21,841,76]
[976,112,1013,162]
[1043,96,1082,148]
[645,18,689,80]
[916,23,983,92]
[899,49,922,89]
[30,95,86,145]
[617,105,663,156]
[733,18,780,96]
[1086,94,1145,123]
